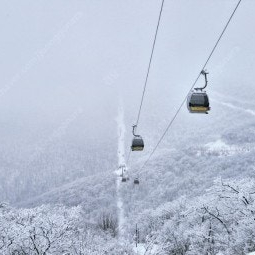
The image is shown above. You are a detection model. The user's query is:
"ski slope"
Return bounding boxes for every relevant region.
[115,104,126,242]
[211,95,255,117]
[116,105,148,254]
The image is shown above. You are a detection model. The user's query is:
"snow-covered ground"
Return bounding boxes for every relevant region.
[115,104,126,242]
[211,97,255,117]
[203,139,250,156]
[133,244,146,254]
[116,105,147,254]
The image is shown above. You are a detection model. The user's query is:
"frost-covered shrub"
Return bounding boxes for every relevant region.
[132,178,255,255]
[0,204,132,254]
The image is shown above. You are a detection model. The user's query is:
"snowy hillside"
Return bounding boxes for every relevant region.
[1,0,255,254]
[12,94,255,254]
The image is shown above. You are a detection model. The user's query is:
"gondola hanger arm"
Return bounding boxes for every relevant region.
[132,125,140,137]
[195,70,208,91]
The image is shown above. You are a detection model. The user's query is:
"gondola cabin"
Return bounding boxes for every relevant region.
[131,137,144,151]
[134,178,139,185]
[122,177,127,182]
[187,91,210,114]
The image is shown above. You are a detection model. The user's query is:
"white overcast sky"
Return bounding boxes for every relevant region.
[0,0,254,145]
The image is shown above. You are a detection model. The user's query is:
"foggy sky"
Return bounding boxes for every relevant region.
[0,0,254,201]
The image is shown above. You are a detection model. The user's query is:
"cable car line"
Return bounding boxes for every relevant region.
[135,0,165,127]
[136,0,242,175]
[128,0,165,165]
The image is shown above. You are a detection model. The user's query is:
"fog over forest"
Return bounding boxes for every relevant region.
[0,1,255,254]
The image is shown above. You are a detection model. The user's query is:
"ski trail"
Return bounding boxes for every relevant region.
[115,103,126,242]
[211,90,255,108]
[211,98,255,116]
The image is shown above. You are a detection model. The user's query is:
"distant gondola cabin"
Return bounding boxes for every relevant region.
[131,137,144,151]
[134,178,139,185]
[187,91,210,114]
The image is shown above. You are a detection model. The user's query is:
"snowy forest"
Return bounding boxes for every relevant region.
[1,0,255,254]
